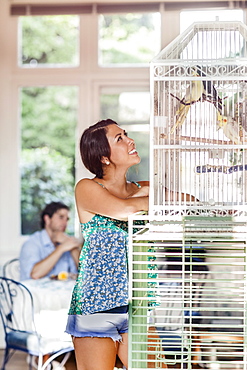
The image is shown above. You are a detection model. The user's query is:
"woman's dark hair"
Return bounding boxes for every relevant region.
[80,119,117,178]
[40,201,69,229]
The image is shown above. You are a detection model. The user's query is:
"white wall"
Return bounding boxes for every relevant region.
[0,0,24,266]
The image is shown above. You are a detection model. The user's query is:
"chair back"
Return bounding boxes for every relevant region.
[0,277,73,370]
[3,258,20,281]
[0,277,35,336]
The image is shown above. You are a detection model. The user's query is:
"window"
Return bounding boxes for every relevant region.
[19,15,79,67]
[100,88,150,180]
[98,13,161,66]
[17,10,154,236]
[20,86,78,234]
[13,4,245,238]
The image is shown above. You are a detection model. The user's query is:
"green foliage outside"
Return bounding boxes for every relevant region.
[21,86,78,235]
[99,13,160,64]
[20,14,80,234]
[20,13,154,234]
[21,148,75,234]
[21,86,77,160]
[21,15,79,65]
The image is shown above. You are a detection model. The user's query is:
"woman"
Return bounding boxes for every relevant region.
[66,118,195,370]
[66,119,149,370]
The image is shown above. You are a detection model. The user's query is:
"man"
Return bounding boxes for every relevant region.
[20,201,81,280]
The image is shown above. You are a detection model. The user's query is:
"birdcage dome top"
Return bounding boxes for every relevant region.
[152,21,247,64]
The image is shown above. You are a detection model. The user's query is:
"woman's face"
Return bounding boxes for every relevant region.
[106,124,140,167]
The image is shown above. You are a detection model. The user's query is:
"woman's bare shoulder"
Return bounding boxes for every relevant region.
[75,178,102,201]
[75,178,95,190]
[75,178,107,204]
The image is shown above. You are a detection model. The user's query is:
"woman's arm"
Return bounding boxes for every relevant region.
[138,181,198,201]
[75,179,149,222]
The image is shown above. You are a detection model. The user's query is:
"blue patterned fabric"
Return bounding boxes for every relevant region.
[68,215,129,315]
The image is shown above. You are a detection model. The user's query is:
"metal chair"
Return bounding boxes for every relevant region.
[0,277,73,370]
[2,258,20,281]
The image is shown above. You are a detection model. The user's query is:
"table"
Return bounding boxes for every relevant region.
[21,277,75,341]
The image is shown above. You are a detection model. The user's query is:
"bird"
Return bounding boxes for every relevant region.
[170,66,224,134]
[197,67,224,115]
[170,69,204,134]
[234,99,247,132]
[216,112,243,145]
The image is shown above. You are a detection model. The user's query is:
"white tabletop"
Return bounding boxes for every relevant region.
[20,277,75,340]
[22,277,75,312]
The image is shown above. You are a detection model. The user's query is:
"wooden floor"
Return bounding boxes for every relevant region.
[0,350,124,369]
[0,349,77,369]
[1,349,242,370]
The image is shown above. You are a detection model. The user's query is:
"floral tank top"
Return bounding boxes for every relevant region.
[68,214,129,315]
[68,214,133,316]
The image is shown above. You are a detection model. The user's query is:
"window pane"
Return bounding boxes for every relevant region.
[100,90,150,180]
[20,86,78,235]
[98,13,160,66]
[19,15,79,67]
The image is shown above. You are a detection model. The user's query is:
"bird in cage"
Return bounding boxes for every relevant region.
[216,112,243,144]
[235,98,247,132]
[170,66,224,134]
[170,77,204,134]
[197,67,224,114]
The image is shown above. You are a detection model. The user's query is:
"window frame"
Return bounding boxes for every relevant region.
[2,1,247,248]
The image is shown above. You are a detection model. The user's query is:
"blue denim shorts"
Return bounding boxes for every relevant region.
[65,312,128,342]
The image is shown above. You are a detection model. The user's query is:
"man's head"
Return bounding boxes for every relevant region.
[40,202,70,232]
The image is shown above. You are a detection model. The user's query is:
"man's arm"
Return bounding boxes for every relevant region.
[31,234,81,279]
[20,236,42,280]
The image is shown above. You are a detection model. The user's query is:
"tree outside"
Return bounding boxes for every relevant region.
[21,86,78,235]
[99,13,160,65]
[21,148,75,234]
[20,15,79,66]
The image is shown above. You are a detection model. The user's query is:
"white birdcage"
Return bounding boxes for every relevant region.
[149,21,247,218]
[128,214,247,370]
[129,21,247,370]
